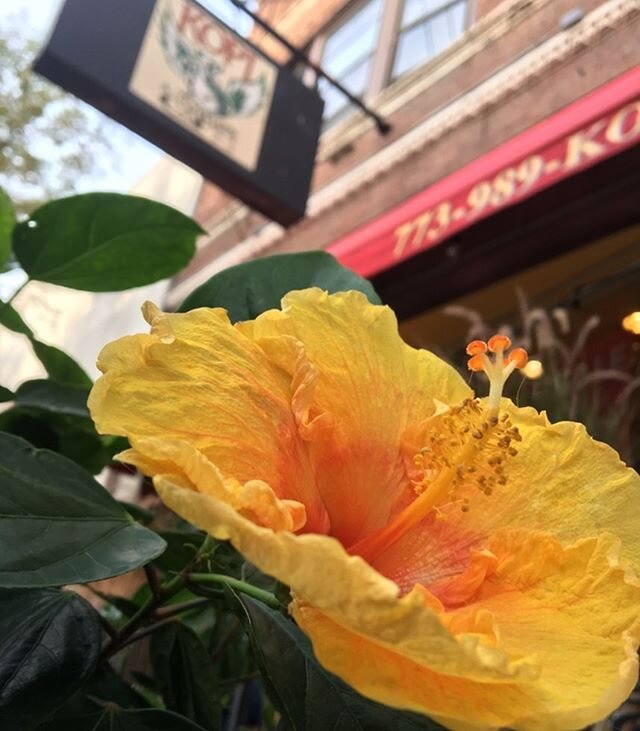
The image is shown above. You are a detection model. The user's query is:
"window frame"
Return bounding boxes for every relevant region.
[390,0,471,82]
[311,0,388,127]
[308,0,473,125]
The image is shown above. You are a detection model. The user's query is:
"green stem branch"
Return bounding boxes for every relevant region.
[154,596,214,619]
[188,573,280,609]
[100,572,185,661]
[116,616,179,651]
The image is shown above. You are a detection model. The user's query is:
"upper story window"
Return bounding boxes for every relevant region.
[317,0,384,127]
[312,0,470,128]
[203,0,258,36]
[392,0,468,79]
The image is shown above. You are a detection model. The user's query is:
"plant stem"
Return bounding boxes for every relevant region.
[99,540,258,660]
[116,616,180,651]
[144,563,162,600]
[97,612,118,640]
[188,573,280,609]
[154,596,214,619]
[100,572,185,661]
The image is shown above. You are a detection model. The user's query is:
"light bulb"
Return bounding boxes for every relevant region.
[622,312,640,335]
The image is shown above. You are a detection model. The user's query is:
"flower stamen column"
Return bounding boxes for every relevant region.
[351,336,530,561]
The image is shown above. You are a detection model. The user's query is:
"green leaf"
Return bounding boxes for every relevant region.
[0,588,102,727]
[236,595,444,731]
[0,385,13,402]
[0,300,33,336]
[0,433,166,587]
[38,666,149,730]
[5,379,111,473]
[9,378,108,471]
[0,301,92,386]
[0,188,15,268]
[179,251,381,322]
[31,340,93,386]
[0,406,112,474]
[120,500,155,526]
[42,707,207,731]
[13,193,203,291]
[151,622,221,730]
[14,378,90,418]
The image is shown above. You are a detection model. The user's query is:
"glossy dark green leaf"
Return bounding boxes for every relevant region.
[0,385,13,402]
[38,666,149,730]
[31,340,93,386]
[0,188,15,268]
[13,193,203,291]
[151,622,221,730]
[0,300,32,336]
[236,595,444,731]
[120,500,155,526]
[14,378,90,418]
[42,706,207,731]
[96,709,207,730]
[0,301,92,385]
[0,589,102,727]
[0,433,166,587]
[179,251,381,321]
[0,406,112,474]
[4,379,111,474]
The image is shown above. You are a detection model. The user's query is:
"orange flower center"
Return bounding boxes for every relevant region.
[350,336,529,561]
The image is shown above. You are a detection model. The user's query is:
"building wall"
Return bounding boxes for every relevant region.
[474,0,510,17]
[166,0,640,308]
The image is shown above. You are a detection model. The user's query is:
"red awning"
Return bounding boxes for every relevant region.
[327,66,640,278]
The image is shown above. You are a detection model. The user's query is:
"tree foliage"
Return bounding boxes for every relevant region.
[0,20,111,217]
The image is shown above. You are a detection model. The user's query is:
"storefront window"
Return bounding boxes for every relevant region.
[392,0,467,79]
[318,0,384,127]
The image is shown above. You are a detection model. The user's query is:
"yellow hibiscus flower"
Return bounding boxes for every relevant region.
[88,288,640,731]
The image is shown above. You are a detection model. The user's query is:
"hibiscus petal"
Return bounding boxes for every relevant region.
[294,530,640,731]
[493,405,640,571]
[242,288,471,546]
[121,437,306,532]
[155,475,538,684]
[88,304,328,532]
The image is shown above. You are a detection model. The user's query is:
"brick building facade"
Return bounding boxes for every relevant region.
[166,0,639,360]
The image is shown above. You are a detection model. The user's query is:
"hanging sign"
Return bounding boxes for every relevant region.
[35,0,324,225]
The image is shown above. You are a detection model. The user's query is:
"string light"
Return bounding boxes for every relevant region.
[622,312,640,335]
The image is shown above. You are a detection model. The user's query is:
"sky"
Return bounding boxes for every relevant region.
[2,0,163,194]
